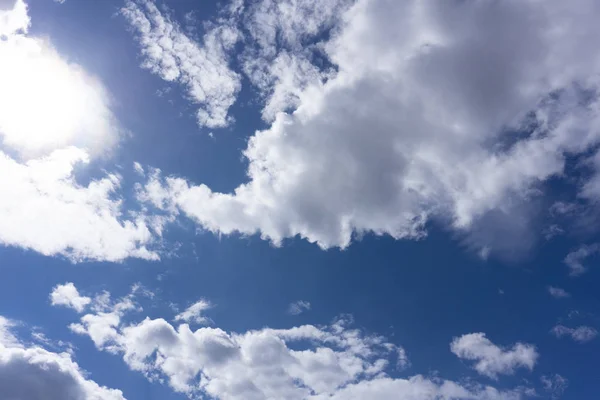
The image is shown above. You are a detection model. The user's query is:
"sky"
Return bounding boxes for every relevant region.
[0,0,600,399]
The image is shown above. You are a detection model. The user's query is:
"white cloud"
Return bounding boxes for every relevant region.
[31,330,75,356]
[122,0,241,128]
[314,377,526,400]
[0,148,159,262]
[564,244,599,276]
[0,315,126,400]
[50,282,92,313]
[450,333,538,379]
[136,0,600,256]
[241,0,352,121]
[288,300,311,315]
[550,325,598,343]
[0,316,19,348]
[60,285,528,400]
[0,2,162,262]
[174,299,213,325]
[547,286,570,299]
[133,161,145,176]
[540,374,568,400]
[0,0,29,37]
[69,287,140,353]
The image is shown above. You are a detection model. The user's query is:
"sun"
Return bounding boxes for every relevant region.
[0,5,117,159]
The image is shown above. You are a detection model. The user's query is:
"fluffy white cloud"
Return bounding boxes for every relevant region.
[547,286,570,299]
[287,300,311,315]
[50,282,92,313]
[0,315,126,400]
[69,288,140,353]
[0,0,29,37]
[174,299,213,325]
[550,325,598,343]
[136,0,600,256]
[564,244,599,276]
[60,285,529,400]
[122,0,241,128]
[450,333,538,379]
[0,2,162,262]
[0,148,159,262]
[312,377,526,400]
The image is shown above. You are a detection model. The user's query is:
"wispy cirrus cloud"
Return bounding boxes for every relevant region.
[287,300,311,315]
[551,325,598,343]
[122,0,241,129]
[564,244,599,276]
[547,286,570,299]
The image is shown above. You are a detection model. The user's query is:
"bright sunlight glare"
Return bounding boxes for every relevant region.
[0,9,118,159]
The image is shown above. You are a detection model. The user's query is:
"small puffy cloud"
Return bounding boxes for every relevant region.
[0,315,126,400]
[564,244,599,276]
[541,374,568,400]
[547,286,570,299]
[450,333,538,379]
[550,325,598,343]
[57,284,529,400]
[50,282,92,313]
[31,331,74,356]
[122,0,241,128]
[287,300,311,315]
[174,299,213,325]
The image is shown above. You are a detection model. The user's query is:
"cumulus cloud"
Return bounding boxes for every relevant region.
[59,285,528,400]
[564,244,599,276]
[50,282,92,313]
[547,286,570,299]
[174,299,213,325]
[550,325,598,343]
[0,315,126,400]
[287,300,311,315]
[0,148,159,262]
[450,333,538,379]
[122,0,241,128]
[0,1,162,262]
[135,0,600,257]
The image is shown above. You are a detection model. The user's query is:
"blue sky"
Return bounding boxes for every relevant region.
[0,0,599,399]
